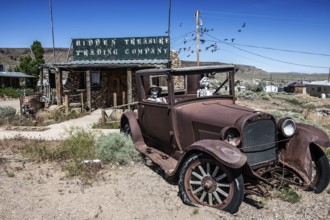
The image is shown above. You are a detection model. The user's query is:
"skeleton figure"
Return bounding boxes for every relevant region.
[147,87,167,103]
[197,77,215,97]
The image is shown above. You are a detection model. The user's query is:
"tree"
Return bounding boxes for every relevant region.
[15,40,45,88]
[31,40,45,66]
[256,81,266,92]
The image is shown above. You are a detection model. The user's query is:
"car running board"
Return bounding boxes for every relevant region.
[134,142,178,176]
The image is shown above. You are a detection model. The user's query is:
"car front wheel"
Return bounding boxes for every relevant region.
[310,147,330,193]
[178,154,244,214]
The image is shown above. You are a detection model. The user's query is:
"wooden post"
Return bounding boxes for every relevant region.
[127,68,132,111]
[113,92,117,116]
[86,70,92,112]
[101,109,106,125]
[113,92,117,108]
[55,68,63,105]
[19,96,23,115]
[122,91,126,111]
[65,94,69,116]
[80,92,84,111]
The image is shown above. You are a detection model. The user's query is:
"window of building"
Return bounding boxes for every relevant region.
[79,72,86,89]
[92,71,100,88]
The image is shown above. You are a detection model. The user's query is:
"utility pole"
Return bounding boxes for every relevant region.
[328,68,330,82]
[195,10,200,66]
[49,0,56,63]
[167,0,172,68]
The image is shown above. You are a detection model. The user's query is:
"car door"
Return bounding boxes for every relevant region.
[138,74,174,155]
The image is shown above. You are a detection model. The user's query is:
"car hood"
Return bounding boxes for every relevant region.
[173,99,257,148]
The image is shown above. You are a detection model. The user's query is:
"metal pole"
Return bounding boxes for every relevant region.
[195,10,200,66]
[167,0,172,68]
[49,0,56,63]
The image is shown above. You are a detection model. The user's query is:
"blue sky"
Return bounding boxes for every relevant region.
[1,0,330,73]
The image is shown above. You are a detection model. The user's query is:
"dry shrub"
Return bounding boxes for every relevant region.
[95,132,142,165]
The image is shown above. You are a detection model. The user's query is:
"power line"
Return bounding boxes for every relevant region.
[206,33,329,69]
[172,30,330,68]
[224,42,330,57]
[201,10,330,24]
[219,47,290,70]
[171,31,194,41]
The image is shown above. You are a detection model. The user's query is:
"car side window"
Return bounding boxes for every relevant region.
[143,75,169,104]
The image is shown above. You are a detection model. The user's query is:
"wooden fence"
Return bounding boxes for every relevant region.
[100,92,137,125]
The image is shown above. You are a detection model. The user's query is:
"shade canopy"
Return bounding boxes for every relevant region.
[0,71,35,78]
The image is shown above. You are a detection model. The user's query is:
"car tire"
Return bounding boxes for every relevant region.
[310,148,330,193]
[178,154,244,214]
[121,118,132,137]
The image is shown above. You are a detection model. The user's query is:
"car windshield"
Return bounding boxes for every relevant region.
[196,74,229,96]
[172,71,231,103]
[142,71,232,104]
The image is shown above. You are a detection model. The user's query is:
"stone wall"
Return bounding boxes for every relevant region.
[63,69,135,109]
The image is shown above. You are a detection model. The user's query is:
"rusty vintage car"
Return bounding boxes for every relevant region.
[120,65,330,213]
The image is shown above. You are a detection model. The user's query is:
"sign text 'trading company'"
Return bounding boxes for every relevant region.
[72,36,169,61]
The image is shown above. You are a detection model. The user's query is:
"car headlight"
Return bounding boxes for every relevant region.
[220,126,241,146]
[278,118,296,138]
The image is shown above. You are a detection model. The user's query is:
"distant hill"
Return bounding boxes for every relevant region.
[181,60,268,75]
[0,48,69,70]
[0,48,268,76]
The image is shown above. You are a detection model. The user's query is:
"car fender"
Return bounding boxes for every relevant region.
[120,112,144,144]
[279,123,330,183]
[181,139,247,169]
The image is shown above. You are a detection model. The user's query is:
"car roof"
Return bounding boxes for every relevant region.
[136,65,236,76]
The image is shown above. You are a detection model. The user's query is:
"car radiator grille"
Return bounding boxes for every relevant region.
[241,120,276,166]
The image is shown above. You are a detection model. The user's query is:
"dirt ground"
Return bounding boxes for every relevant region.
[1,152,329,220]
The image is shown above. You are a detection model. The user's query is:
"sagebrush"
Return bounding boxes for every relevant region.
[95,132,142,165]
[0,106,16,118]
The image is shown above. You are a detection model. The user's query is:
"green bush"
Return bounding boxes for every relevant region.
[54,127,96,161]
[275,186,301,204]
[95,132,142,165]
[0,87,21,98]
[237,91,257,100]
[53,127,96,177]
[0,106,16,118]
[23,140,54,162]
[286,97,305,106]
[261,95,271,101]
[17,88,35,96]
[270,111,283,120]
[302,102,316,110]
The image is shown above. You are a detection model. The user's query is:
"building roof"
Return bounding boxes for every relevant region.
[42,59,168,69]
[305,81,330,86]
[0,71,35,78]
[287,82,305,87]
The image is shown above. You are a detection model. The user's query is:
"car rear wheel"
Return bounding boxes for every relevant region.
[310,148,330,193]
[178,154,244,214]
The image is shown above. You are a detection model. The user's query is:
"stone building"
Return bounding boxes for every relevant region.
[285,82,306,94]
